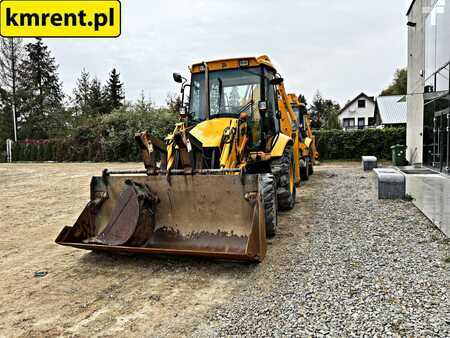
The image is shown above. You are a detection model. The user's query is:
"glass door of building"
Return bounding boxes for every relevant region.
[433,108,450,173]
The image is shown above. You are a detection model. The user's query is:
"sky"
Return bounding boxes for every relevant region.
[45,0,412,107]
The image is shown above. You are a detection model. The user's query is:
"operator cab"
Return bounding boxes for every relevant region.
[174,57,281,152]
[292,103,308,139]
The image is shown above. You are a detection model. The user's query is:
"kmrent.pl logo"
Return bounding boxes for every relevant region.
[0,0,121,37]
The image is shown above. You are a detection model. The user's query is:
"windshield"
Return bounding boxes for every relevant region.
[189,67,262,122]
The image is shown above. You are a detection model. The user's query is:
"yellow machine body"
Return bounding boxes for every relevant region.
[56,55,306,262]
[288,94,320,164]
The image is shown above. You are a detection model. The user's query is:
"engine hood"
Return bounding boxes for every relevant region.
[189,117,237,148]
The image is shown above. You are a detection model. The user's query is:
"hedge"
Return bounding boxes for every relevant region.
[315,127,406,160]
[6,127,406,163]
[10,139,142,163]
[3,103,178,163]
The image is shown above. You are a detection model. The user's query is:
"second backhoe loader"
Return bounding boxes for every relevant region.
[56,56,302,262]
[288,94,319,181]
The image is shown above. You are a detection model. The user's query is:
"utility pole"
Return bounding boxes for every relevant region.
[11,38,17,142]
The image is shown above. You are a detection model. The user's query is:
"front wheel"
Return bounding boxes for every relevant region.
[260,174,278,237]
[271,146,297,211]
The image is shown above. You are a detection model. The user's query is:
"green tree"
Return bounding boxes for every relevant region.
[104,68,125,112]
[0,37,24,142]
[136,91,153,110]
[381,68,407,96]
[166,92,182,113]
[310,91,341,129]
[72,69,92,117]
[324,108,342,130]
[17,38,65,139]
[0,86,13,150]
[88,77,108,116]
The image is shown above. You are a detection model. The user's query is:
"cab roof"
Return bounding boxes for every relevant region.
[191,55,276,74]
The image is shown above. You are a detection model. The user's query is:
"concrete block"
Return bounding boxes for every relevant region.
[374,168,405,199]
[362,156,378,171]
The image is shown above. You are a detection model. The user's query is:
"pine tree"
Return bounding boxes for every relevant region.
[0,37,24,142]
[104,68,124,113]
[0,86,13,147]
[88,77,107,116]
[73,69,91,117]
[165,92,182,113]
[17,38,64,139]
[310,91,341,129]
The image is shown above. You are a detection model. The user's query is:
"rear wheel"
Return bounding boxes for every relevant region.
[308,160,314,176]
[261,174,278,237]
[300,158,309,181]
[271,146,296,211]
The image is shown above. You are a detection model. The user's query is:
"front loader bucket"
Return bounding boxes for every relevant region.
[56,173,267,262]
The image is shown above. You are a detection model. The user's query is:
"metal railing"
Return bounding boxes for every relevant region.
[342,125,377,131]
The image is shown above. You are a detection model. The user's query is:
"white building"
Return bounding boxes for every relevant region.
[407,0,449,170]
[338,93,376,130]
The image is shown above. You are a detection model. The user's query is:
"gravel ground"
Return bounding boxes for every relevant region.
[199,164,450,337]
[1,163,448,337]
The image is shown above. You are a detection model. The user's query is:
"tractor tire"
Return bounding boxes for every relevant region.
[271,146,296,211]
[300,159,309,182]
[261,174,278,237]
[308,160,314,176]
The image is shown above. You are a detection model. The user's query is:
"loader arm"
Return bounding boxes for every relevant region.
[135,131,168,173]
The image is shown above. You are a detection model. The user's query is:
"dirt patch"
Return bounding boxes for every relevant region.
[0,162,318,337]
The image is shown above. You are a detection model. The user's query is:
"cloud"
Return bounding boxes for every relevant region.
[46,0,410,106]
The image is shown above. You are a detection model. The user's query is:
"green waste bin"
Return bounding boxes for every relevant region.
[391,144,407,166]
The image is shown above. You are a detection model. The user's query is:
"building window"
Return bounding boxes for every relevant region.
[343,118,355,129]
[358,118,365,129]
[358,100,366,108]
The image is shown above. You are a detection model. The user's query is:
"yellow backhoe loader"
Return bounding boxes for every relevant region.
[288,94,319,181]
[56,56,302,262]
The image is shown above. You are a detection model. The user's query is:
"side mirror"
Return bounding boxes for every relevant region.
[173,72,183,83]
[271,77,284,85]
